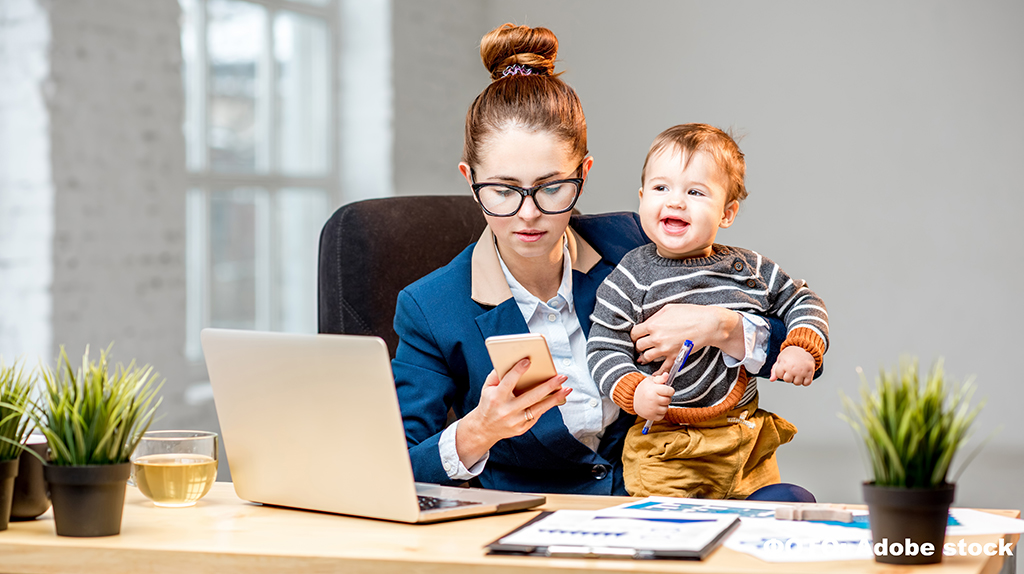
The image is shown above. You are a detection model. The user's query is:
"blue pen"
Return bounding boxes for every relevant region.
[640,340,693,435]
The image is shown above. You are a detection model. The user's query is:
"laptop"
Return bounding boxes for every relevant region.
[201,328,545,523]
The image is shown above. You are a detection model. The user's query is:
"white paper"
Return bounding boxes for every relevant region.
[948,508,1024,536]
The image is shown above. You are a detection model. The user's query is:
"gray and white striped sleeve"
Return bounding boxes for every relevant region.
[587,264,643,399]
[763,256,829,356]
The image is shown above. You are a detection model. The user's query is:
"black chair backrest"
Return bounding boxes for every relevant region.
[318,195,488,357]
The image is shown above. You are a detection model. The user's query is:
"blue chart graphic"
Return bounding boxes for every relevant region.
[539,529,626,537]
[621,500,777,519]
[818,514,960,530]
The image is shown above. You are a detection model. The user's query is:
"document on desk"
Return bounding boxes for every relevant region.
[487,510,740,560]
[597,497,1024,563]
[597,497,874,562]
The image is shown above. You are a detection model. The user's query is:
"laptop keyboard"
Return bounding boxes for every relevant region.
[418,495,482,511]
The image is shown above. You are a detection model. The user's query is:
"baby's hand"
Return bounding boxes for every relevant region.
[770,346,815,386]
[633,372,674,420]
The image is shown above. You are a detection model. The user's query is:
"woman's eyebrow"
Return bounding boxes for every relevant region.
[489,170,563,184]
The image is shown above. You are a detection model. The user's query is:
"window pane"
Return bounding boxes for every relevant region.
[180,0,205,171]
[185,189,207,361]
[275,188,330,333]
[209,188,262,329]
[208,0,266,173]
[275,12,330,176]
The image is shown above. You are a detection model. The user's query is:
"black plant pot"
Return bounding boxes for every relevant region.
[0,458,19,531]
[10,440,51,521]
[863,482,955,565]
[43,462,131,537]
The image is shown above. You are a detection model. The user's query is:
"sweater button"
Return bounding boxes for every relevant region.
[733,259,744,271]
[746,279,757,288]
[591,464,609,480]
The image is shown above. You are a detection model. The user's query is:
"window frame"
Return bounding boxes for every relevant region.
[182,0,340,378]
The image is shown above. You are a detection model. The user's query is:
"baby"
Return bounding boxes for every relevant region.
[587,123,828,498]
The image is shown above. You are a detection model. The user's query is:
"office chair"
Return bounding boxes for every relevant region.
[318,195,488,357]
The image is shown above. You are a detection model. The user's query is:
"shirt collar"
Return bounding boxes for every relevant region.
[470,224,601,307]
[496,237,575,319]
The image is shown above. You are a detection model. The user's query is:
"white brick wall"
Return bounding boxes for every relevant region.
[48,0,189,416]
[1,0,192,424]
[0,0,54,363]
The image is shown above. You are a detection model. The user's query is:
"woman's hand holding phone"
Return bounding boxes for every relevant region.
[484,333,560,395]
[455,354,572,469]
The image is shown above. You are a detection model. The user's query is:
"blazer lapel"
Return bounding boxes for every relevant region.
[475,299,528,341]
[572,268,601,339]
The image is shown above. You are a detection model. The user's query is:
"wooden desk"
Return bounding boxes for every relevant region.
[0,482,1017,574]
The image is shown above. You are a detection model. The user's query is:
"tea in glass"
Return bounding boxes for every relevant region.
[131,431,218,507]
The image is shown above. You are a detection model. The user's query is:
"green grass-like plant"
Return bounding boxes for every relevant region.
[840,358,985,488]
[0,359,35,461]
[17,345,164,466]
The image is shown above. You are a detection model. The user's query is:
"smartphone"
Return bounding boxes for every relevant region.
[485,333,559,396]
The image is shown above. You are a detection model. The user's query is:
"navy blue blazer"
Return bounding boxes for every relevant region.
[391,212,785,495]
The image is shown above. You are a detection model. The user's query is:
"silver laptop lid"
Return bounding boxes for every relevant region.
[201,329,420,523]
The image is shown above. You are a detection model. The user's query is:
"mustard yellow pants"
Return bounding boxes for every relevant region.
[623,395,797,499]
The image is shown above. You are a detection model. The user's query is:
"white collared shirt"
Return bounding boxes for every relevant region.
[438,238,769,480]
[497,238,622,453]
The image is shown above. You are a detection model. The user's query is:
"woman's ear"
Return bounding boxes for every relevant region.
[458,162,474,187]
[580,155,595,183]
[719,200,739,228]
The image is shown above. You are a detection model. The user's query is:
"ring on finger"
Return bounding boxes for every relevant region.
[524,407,534,422]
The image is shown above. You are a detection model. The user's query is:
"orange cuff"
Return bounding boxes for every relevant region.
[611,370,750,425]
[664,370,748,424]
[611,372,645,415]
[781,327,826,370]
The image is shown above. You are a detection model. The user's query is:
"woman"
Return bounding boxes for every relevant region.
[392,24,803,498]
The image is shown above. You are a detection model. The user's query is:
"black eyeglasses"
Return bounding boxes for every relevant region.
[470,165,584,217]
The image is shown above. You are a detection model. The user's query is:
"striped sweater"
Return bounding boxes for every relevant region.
[587,243,828,424]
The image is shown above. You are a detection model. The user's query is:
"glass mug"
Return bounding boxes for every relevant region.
[130,430,218,507]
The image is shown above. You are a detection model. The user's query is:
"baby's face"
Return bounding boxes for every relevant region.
[638,147,738,259]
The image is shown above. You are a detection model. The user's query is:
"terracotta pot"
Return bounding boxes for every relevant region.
[44,462,131,537]
[863,482,955,565]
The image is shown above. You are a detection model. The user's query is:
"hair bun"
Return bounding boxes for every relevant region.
[480,23,559,80]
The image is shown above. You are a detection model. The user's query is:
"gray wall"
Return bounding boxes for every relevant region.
[393,0,1024,532]
[392,0,486,196]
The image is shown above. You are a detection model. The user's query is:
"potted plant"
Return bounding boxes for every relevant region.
[840,357,986,565]
[0,359,35,531]
[18,345,163,537]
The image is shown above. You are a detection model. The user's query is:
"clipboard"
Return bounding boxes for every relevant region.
[486,510,741,560]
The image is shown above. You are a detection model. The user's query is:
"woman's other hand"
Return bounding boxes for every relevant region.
[631,304,744,373]
[455,358,572,467]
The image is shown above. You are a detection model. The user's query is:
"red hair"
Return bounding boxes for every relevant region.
[463,24,587,168]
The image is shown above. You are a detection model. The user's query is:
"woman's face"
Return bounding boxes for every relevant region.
[460,127,592,269]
